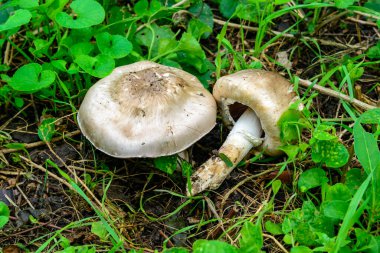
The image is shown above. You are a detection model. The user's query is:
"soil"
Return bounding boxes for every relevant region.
[0,2,379,252]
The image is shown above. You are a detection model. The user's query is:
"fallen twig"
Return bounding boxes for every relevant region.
[297,78,377,111]
[0,130,81,154]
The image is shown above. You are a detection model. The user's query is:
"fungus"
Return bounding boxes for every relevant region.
[188,69,299,195]
[78,61,217,158]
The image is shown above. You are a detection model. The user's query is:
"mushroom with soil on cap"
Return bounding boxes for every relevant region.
[188,69,300,196]
[77,61,217,159]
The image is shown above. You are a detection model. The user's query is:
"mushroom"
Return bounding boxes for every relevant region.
[188,69,299,195]
[77,61,217,158]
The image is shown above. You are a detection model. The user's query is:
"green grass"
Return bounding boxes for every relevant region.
[0,0,379,252]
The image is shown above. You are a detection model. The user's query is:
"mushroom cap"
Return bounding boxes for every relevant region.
[78,61,217,158]
[213,69,297,156]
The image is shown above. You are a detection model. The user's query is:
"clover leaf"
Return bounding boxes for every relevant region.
[0,201,10,229]
[311,140,349,168]
[74,54,114,78]
[0,9,32,32]
[9,63,56,93]
[56,0,105,29]
[96,32,133,59]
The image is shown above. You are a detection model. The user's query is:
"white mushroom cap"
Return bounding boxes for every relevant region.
[78,61,217,158]
[213,69,298,156]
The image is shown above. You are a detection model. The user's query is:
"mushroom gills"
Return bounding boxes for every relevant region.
[188,108,263,196]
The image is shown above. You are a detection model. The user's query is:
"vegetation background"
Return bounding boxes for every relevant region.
[0,0,379,252]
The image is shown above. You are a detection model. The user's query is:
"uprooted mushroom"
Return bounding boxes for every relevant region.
[188,69,300,196]
[78,61,217,158]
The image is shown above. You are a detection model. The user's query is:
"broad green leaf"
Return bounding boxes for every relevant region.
[354,228,379,252]
[74,54,115,78]
[91,221,108,241]
[38,118,56,142]
[334,0,357,8]
[177,32,208,72]
[272,180,281,195]
[219,0,239,18]
[264,220,283,235]
[326,183,352,201]
[239,221,263,252]
[193,240,238,253]
[365,0,380,12]
[345,168,366,195]
[17,0,38,8]
[278,109,303,143]
[69,42,94,58]
[290,246,313,253]
[322,200,350,219]
[43,0,69,20]
[188,1,213,38]
[0,201,10,229]
[353,122,380,174]
[9,63,56,92]
[311,140,349,168]
[367,42,380,59]
[133,0,161,17]
[358,108,380,124]
[162,248,190,253]
[188,19,212,40]
[56,0,105,29]
[96,32,133,59]
[298,168,328,192]
[154,155,177,175]
[0,9,31,32]
[135,24,176,57]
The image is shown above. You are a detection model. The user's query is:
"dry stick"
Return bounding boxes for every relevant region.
[263,233,289,253]
[0,103,32,131]
[213,18,367,50]
[297,78,377,111]
[19,155,74,191]
[0,130,81,154]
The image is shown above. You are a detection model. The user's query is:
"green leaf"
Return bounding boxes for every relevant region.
[0,201,10,229]
[334,0,357,8]
[322,200,350,220]
[0,9,31,32]
[219,153,233,168]
[9,63,56,93]
[264,220,283,235]
[193,240,238,253]
[162,248,190,253]
[272,180,281,195]
[38,118,56,142]
[239,221,263,252]
[91,221,108,241]
[358,108,380,124]
[345,168,366,195]
[188,18,212,40]
[177,32,208,72]
[354,122,380,174]
[154,155,177,175]
[311,140,349,168]
[219,0,239,18]
[278,109,303,143]
[56,0,105,29]
[17,0,39,8]
[290,246,313,253]
[298,168,328,192]
[365,0,380,12]
[74,54,115,78]
[96,32,133,59]
[188,1,213,38]
[69,42,95,58]
[43,0,69,20]
[133,0,161,17]
[367,42,380,59]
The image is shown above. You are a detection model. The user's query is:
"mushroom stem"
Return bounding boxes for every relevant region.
[188,108,263,196]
